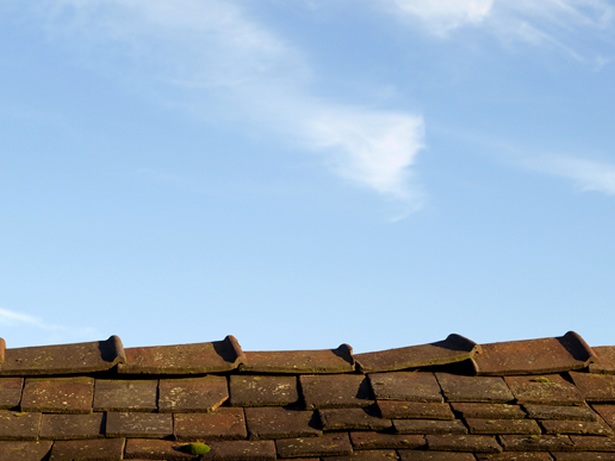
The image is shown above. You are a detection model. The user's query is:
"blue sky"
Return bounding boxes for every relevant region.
[1,0,614,353]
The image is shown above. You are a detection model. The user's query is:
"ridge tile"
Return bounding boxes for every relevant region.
[21,377,94,414]
[119,335,245,374]
[241,345,354,374]
[473,332,595,376]
[0,336,125,376]
[301,374,374,409]
[504,375,584,405]
[159,376,228,412]
[230,375,298,407]
[245,407,321,440]
[355,334,478,373]
[436,373,514,403]
[369,372,443,403]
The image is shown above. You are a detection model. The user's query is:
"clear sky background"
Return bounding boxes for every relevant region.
[1,0,614,353]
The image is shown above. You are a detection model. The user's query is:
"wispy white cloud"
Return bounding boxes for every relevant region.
[27,0,426,215]
[523,154,615,195]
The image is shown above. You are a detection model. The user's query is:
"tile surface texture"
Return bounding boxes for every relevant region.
[2,331,615,460]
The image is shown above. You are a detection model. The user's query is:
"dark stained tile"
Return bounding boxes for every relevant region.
[21,377,94,414]
[589,346,615,374]
[569,434,615,451]
[369,372,443,403]
[393,419,467,435]
[205,440,277,460]
[378,401,454,420]
[355,334,478,373]
[276,432,353,458]
[124,439,198,460]
[159,376,228,412]
[0,378,23,410]
[40,413,105,440]
[301,374,374,409]
[451,403,526,420]
[0,336,125,376]
[229,375,297,407]
[504,375,584,405]
[0,411,40,440]
[465,418,541,435]
[119,335,246,374]
[499,435,574,452]
[569,372,615,402]
[350,432,425,450]
[241,344,354,373]
[426,434,502,453]
[592,404,615,426]
[326,450,399,461]
[174,407,246,441]
[49,438,125,461]
[245,407,321,440]
[473,332,595,376]
[399,453,476,461]
[523,404,599,422]
[476,453,553,460]
[93,379,157,412]
[319,407,392,431]
[436,373,514,403]
[552,453,615,461]
[540,419,613,436]
[106,412,172,438]
[0,440,53,461]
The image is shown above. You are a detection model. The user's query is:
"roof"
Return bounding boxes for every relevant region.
[2,332,615,460]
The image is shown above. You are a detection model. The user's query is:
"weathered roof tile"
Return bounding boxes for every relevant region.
[399,452,476,461]
[174,407,247,441]
[0,378,23,410]
[0,440,53,461]
[499,435,574,452]
[21,377,94,414]
[106,412,173,438]
[451,403,526,420]
[276,433,353,458]
[40,413,105,440]
[369,372,443,403]
[301,374,374,409]
[541,419,613,436]
[158,376,228,413]
[49,438,126,461]
[324,450,399,461]
[426,434,502,452]
[436,373,514,403]
[93,379,158,412]
[465,418,541,435]
[230,375,297,407]
[319,407,392,431]
[0,410,41,440]
[523,404,599,422]
[377,401,454,420]
[245,407,321,440]
[569,372,615,402]
[349,431,425,450]
[504,375,584,406]
[393,419,468,435]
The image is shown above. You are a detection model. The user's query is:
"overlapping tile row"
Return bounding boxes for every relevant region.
[0,331,614,460]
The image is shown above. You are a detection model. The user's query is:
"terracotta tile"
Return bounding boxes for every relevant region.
[350,432,425,450]
[276,432,353,458]
[451,403,527,420]
[569,372,615,402]
[523,404,599,422]
[206,440,276,460]
[0,410,40,440]
[301,374,374,409]
[592,404,615,426]
[541,419,613,436]
[124,439,197,460]
[245,407,321,439]
[378,401,454,420]
[589,346,615,374]
[355,334,478,373]
[21,377,94,414]
[119,335,245,374]
[398,453,476,461]
[473,332,595,376]
[393,419,468,434]
[1,336,125,376]
[552,453,615,461]
[319,407,392,431]
[465,418,541,435]
[0,440,53,461]
[436,373,514,403]
[106,412,172,438]
[504,375,584,405]
[93,379,158,411]
[369,372,443,403]
[325,450,399,461]
[0,378,23,409]
[174,407,246,441]
[426,434,502,453]
[50,438,126,461]
[40,413,105,439]
[499,435,574,452]
[241,344,354,373]
[159,376,228,412]
[230,375,297,407]
[569,435,615,451]
[476,453,553,460]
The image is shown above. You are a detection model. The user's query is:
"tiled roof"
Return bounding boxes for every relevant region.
[1,332,615,460]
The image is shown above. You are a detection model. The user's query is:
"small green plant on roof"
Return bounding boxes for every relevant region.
[175,442,211,455]
[533,377,552,384]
